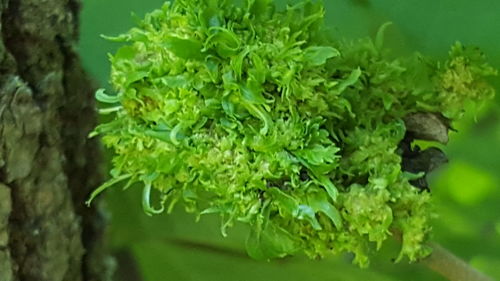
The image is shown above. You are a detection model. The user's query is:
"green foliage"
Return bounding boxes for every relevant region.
[89,0,496,267]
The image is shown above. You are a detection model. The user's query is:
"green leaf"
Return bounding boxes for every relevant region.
[86,174,132,205]
[402,171,425,181]
[243,103,272,135]
[267,188,298,216]
[124,71,149,87]
[89,119,123,137]
[163,36,203,60]
[315,175,339,202]
[304,46,340,66]
[101,28,148,42]
[231,47,250,80]
[308,191,343,229]
[98,106,122,114]
[101,33,131,42]
[295,204,322,230]
[158,74,190,88]
[206,27,241,58]
[294,144,340,167]
[248,0,273,19]
[246,220,301,260]
[141,173,165,216]
[334,67,362,94]
[113,45,137,61]
[240,79,266,105]
[375,22,393,50]
[95,88,120,103]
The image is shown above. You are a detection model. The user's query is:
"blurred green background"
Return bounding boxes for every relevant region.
[79,1,500,280]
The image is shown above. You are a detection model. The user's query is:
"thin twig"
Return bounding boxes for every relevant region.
[420,242,494,281]
[392,229,494,281]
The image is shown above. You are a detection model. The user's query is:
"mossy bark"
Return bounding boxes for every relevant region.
[0,0,113,280]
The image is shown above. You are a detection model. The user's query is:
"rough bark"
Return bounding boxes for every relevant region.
[0,0,113,280]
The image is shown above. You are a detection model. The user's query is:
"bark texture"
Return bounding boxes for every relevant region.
[0,0,113,280]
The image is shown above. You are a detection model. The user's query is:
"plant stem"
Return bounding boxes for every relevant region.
[420,242,493,281]
[392,229,493,281]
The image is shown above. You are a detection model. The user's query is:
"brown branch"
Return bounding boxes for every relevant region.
[391,229,493,281]
[420,242,494,281]
[392,229,493,281]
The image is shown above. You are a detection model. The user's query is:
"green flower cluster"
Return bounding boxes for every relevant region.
[90,0,496,266]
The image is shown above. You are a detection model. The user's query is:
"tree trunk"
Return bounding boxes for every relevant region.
[0,0,112,280]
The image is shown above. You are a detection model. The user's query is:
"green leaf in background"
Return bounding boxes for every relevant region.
[435,160,496,206]
[303,46,340,66]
